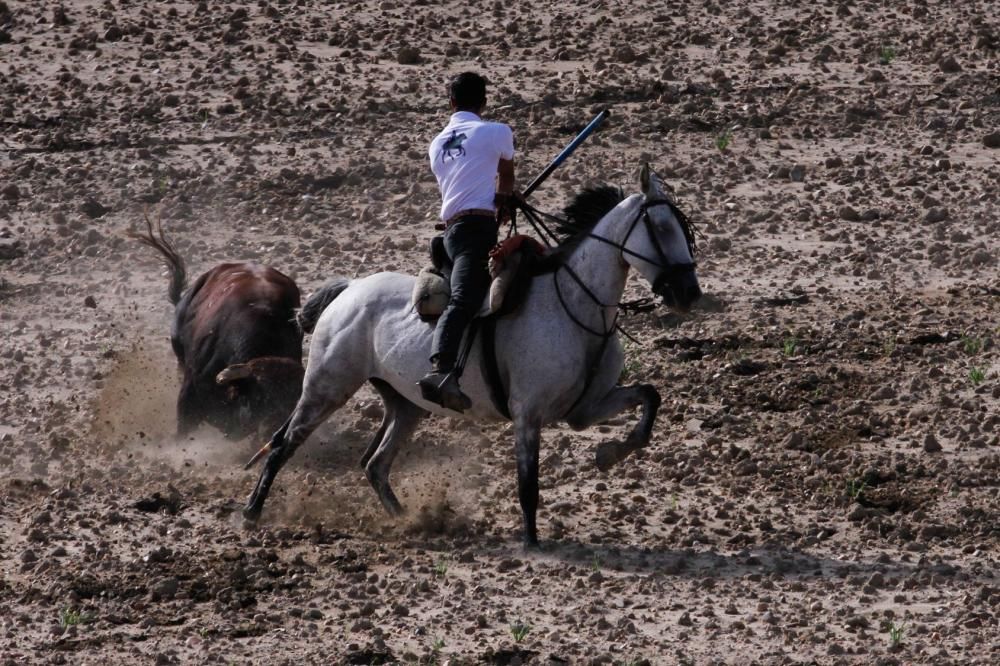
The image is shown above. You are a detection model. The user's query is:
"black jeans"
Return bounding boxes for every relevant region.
[431,215,499,371]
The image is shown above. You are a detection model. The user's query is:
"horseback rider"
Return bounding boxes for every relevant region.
[419,71,517,412]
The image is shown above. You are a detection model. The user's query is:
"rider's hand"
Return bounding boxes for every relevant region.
[495,191,519,224]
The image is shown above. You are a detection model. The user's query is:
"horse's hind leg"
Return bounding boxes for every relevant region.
[243,377,356,522]
[566,384,661,472]
[363,386,426,517]
[359,379,395,471]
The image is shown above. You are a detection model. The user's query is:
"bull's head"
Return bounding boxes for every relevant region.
[216,357,304,438]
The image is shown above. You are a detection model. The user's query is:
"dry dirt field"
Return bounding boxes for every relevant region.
[1,0,999,664]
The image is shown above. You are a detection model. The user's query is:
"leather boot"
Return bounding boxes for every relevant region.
[418,362,472,413]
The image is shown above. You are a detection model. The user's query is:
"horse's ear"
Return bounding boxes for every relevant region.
[640,163,651,194]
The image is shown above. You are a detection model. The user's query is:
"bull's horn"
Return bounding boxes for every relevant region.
[216,364,253,384]
[244,442,271,470]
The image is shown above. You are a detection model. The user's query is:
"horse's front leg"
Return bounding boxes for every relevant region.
[512,418,542,549]
[566,383,661,472]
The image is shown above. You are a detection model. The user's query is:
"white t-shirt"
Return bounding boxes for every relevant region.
[429,111,514,221]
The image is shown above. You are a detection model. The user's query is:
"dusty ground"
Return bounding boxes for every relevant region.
[2,0,999,664]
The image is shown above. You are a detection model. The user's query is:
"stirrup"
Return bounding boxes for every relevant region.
[418,371,472,413]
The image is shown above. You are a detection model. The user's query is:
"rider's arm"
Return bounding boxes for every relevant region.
[496,157,515,196]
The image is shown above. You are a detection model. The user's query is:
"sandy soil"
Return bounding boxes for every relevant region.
[1,0,999,664]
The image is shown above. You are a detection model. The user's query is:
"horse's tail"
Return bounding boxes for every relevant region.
[298,277,351,334]
[127,209,187,305]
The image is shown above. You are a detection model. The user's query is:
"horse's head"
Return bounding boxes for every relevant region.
[621,164,701,312]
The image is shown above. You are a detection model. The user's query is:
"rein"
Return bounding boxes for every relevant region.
[521,199,696,273]
[514,196,695,416]
[518,197,696,330]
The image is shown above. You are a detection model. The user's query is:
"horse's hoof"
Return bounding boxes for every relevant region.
[522,538,542,552]
[595,440,625,472]
[242,504,262,524]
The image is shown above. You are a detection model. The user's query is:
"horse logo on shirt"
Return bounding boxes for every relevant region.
[440,130,467,162]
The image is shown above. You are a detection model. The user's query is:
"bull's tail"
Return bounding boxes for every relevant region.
[298,277,351,334]
[128,209,187,305]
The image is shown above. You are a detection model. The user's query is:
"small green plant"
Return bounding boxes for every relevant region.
[591,553,603,571]
[882,334,897,357]
[969,367,985,385]
[154,175,169,198]
[670,493,679,510]
[878,45,896,65]
[846,478,867,502]
[782,337,798,357]
[433,557,449,577]
[962,336,983,355]
[59,608,93,627]
[510,619,532,643]
[620,340,641,381]
[430,637,445,657]
[887,621,905,648]
[714,129,733,152]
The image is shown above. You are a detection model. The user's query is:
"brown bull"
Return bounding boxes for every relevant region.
[130,214,304,438]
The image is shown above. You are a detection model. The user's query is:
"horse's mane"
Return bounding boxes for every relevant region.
[540,185,626,263]
[531,182,695,269]
[558,185,626,241]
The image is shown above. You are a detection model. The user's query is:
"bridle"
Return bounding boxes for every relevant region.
[618,198,697,296]
[519,194,698,338]
[515,194,699,417]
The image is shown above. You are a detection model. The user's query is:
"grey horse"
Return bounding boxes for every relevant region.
[244,165,701,547]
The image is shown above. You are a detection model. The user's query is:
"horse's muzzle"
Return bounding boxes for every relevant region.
[654,269,701,313]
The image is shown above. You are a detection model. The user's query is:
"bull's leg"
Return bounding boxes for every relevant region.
[243,388,347,522]
[566,384,661,472]
[363,395,425,517]
[176,379,202,437]
[512,417,542,548]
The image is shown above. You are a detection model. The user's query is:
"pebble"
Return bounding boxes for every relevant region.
[984,132,1000,148]
[613,45,637,63]
[923,433,942,452]
[396,46,420,65]
[0,238,23,260]
[838,205,861,222]
[924,208,948,223]
[80,198,109,219]
[150,577,179,601]
[938,55,962,72]
[781,432,804,449]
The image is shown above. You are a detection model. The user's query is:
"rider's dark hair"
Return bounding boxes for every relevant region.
[449,72,487,110]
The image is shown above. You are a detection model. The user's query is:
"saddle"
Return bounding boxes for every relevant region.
[411,234,560,419]
[410,234,550,320]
